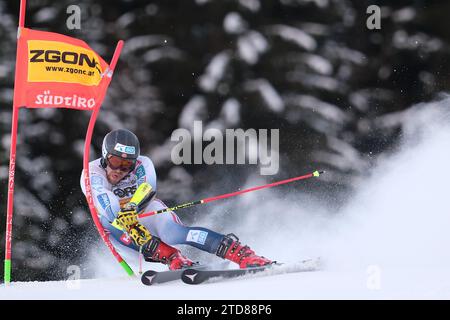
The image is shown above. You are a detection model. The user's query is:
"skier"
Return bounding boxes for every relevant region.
[80,129,272,271]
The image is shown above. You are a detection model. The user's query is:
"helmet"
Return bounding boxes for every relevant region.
[101,129,140,170]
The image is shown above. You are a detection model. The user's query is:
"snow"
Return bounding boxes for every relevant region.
[313,136,368,173]
[281,0,329,9]
[223,12,247,34]
[268,25,317,51]
[393,7,416,23]
[298,23,330,37]
[178,95,208,130]
[33,7,57,23]
[122,35,169,55]
[244,79,284,113]
[0,65,9,79]
[70,208,89,226]
[12,242,57,270]
[0,165,8,180]
[238,0,261,13]
[392,30,443,52]
[14,189,49,221]
[302,54,333,75]
[2,104,450,300]
[237,31,268,65]
[2,267,449,299]
[195,0,211,5]
[325,43,367,65]
[287,72,343,93]
[142,47,184,63]
[220,98,241,126]
[198,52,231,92]
[286,94,349,124]
[116,12,135,28]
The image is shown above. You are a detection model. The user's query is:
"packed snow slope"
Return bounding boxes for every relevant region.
[1,100,450,299]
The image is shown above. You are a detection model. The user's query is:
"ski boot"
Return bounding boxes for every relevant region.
[142,236,194,270]
[216,233,273,268]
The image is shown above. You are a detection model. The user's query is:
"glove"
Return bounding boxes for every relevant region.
[129,223,152,246]
[116,203,152,246]
[116,204,139,232]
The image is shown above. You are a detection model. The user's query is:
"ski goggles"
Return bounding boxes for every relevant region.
[106,155,136,172]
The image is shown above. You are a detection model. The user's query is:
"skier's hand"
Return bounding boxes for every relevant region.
[129,223,152,246]
[116,204,138,232]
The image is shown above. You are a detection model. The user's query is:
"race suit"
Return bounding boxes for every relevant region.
[80,156,225,265]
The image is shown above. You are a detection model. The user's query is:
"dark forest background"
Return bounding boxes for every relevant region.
[0,0,449,281]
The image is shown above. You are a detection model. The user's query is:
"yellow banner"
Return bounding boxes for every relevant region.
[27,40,103,86]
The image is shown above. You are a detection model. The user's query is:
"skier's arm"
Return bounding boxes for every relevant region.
[137,156,157,193]
[80,171,121,222]
[115,183,156,245]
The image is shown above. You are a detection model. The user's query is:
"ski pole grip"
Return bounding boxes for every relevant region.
[313,170,325,177]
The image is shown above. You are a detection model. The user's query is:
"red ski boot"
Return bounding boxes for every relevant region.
[142,236,194,270]
[216,233,273,268]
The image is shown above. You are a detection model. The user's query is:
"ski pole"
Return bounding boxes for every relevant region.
[137,170,324,219]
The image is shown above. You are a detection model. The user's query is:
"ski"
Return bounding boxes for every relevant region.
[141,264,210,286]
[181,257,321,285]
[141,269,183,286]
[140,261,231,285]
